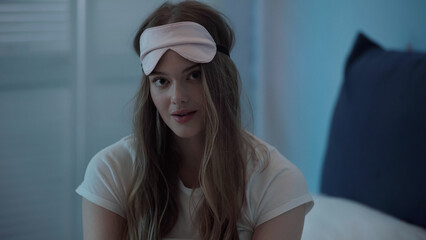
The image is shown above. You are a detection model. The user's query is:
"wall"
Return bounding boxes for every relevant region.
[255,0,426,192]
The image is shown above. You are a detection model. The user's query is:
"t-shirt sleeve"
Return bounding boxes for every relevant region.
[247,147,314,227]
[75,140,133,218]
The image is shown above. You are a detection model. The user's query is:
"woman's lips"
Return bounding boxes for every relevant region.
[171,110,197,123]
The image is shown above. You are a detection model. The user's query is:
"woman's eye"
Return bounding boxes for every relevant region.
[153,78,168,87]
[188,71,201,80]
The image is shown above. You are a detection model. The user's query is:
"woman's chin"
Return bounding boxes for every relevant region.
[171,128,205,140]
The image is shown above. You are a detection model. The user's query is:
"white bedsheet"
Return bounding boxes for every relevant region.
[302,194,426,240]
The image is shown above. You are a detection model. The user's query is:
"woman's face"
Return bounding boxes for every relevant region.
[148,50,206,139]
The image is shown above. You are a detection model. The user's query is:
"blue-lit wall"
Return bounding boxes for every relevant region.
[253,0,426,193]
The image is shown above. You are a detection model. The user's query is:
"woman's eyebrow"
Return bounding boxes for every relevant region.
[182,63,200,73]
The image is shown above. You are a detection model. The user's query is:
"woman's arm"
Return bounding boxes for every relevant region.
[82,198,127,240]
[252,204,306,240]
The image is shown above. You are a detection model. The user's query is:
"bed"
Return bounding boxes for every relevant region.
[302,33,426,240]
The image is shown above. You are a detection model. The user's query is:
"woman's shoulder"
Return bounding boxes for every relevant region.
[244,131,306,183]
[244,131,293,174]
[241,131,314,228]
[90,135,136,165]
[85,135,136,183]
[77,135,136,218]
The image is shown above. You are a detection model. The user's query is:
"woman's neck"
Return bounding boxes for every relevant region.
[174,132,204,188]
[174,132,204,165]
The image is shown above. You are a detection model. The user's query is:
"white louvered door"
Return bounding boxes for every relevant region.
[0,0,149,239]
[0,1,76,239]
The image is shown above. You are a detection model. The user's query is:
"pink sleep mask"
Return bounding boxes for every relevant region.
[139,21,219,75]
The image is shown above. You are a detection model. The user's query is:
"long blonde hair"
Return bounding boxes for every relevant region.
[126,1,261,239]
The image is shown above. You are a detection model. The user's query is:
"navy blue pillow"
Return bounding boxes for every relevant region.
[321,33,426,228]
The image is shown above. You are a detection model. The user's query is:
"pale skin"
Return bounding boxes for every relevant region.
[82,50,306,239]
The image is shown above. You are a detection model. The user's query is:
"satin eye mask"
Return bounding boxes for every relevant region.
[139,21,229,75]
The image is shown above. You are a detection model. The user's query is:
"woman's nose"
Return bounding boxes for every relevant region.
[171,82,188,104]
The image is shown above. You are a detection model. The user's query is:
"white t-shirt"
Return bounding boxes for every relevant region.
[76,134,314,239]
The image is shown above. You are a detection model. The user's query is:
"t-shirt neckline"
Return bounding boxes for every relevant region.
[178,178,202,196]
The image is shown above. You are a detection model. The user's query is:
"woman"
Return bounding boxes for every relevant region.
[76,1,314,239]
